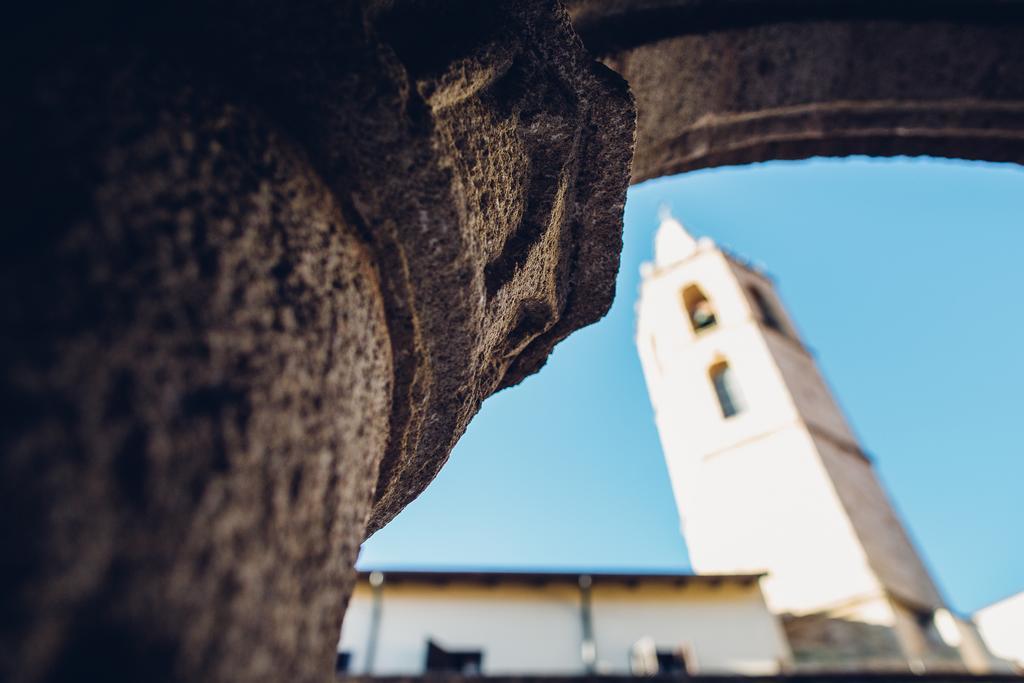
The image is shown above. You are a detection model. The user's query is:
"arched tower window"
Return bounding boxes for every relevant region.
[682,285,717,333]
[748,286,782,333]
[709,361,745,418]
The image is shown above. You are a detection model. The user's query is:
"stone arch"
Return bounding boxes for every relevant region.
[5,2,1024,681]
[566,0,1024,183]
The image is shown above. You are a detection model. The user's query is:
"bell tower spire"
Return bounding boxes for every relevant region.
[654,206,699,267]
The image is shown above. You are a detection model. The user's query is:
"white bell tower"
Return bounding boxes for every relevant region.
[636,212,982,671]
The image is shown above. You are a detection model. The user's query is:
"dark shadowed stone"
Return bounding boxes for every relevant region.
[4,0,1024,681]
[568,0,1024,181]
[2,55,393,682]
[355,1,636,535]
[2,1,633,681]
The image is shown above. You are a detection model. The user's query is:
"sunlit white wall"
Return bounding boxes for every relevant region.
[976,591,1024,669]
[338,577,789,675]
[591,582,791,674]
[636,223,947,619]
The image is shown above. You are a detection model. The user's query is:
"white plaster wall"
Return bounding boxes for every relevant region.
[951,614,1017,674]
[590,583,791,674]
[637,236,947,623]
[637,246,882,615]
[339,583,582,674]
[976,591,1024,668]
[682,426,883,614]
[638,248,805,468]
[339,586,375,672]
[727,255,943,614]
[338,580,788,675]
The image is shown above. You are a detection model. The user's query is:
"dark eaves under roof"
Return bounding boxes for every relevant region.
[355,569,764,588]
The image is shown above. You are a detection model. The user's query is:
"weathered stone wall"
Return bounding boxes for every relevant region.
[2,1,633,681]
[3,1,1023,681]
[3,50,395,683]
[567,0,1024,181]
[783,613,908,671]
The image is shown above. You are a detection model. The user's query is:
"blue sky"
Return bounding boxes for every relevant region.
[359,157,1024,615]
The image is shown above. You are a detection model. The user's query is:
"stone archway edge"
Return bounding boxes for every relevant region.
[568,1,1024,182]
[3,1,1022,681]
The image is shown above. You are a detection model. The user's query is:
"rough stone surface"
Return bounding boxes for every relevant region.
[2,56,393,683]
[783,614,907,671]
[568,0,1024,182]
[349,1,636,535]
[4,0,1024,681]
[2,1,633,681]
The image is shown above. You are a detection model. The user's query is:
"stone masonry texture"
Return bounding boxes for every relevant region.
[3,1,1024,681]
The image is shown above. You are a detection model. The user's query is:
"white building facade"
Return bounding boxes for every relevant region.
[338,570,791,676]
[635,213,1009,673]
[975,591,1024,670]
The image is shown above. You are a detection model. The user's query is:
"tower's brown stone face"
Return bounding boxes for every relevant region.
[3,0,1023,681]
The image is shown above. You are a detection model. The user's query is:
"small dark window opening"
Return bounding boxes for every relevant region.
[335,651,351,675]
[710,361,745,418]
[749,286,783,333]
[656,649,689,675]
[682,285,717,333]
[426,639,482,675]
[914,610,945,647]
